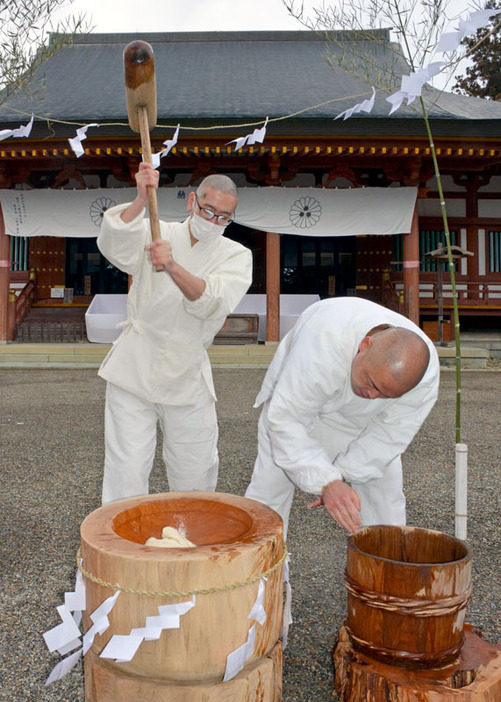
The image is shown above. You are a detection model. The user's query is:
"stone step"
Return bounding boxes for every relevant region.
[459,334,501,357]
[0,343,278,368]
[435,345,490,369]
[0,341,493,369]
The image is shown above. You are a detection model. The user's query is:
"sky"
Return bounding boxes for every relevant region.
[51,0,482,90]
[54,0,304,33]
[54,0,476,35]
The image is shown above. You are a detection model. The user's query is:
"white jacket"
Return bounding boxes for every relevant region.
[255,298,440,494]
[97,203,252,405]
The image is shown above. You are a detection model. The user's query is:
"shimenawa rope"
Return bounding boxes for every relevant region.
[76,544,288,598]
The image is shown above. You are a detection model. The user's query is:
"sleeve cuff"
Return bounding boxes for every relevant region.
[183,282,211,314]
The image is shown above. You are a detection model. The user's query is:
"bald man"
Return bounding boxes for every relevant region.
[245,298,439,536]
[97,164,252,504]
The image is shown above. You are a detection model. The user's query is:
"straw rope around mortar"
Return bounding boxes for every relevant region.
[76,544,288,598]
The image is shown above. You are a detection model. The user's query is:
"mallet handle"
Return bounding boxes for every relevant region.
[137,106,163,271]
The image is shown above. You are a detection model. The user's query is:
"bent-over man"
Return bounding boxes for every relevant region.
[245,297,439,536]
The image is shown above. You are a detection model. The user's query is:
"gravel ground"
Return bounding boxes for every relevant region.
[1,368,500,701]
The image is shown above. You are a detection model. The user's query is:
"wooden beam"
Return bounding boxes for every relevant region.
[266,232,280,342]
[465,180,480,298]
[0,204,10,342]
[403,205,420,325]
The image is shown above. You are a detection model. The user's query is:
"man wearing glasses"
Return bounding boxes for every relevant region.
[97,162,252,504]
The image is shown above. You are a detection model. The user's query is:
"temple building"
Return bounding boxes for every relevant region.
[1,29,501,342]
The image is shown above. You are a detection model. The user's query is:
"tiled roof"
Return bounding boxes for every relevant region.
[1,30,501,137]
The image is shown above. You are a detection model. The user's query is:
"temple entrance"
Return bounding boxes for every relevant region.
[65,238,128,296]
[280,235,356,297]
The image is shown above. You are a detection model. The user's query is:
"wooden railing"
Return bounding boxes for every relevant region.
[8,270,37,340]
[418,281,501,313]
[419,281,501,306]
[387,275,501,312]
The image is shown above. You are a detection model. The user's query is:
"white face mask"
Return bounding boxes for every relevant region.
[190,212,227,242]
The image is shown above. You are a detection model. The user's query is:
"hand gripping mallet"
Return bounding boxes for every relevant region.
[123,40,163,270]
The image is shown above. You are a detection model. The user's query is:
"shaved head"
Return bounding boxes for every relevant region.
[366,327,430,391]
[351,326,430,399]
[197,174,238,201]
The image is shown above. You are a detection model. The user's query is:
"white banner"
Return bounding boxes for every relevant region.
[0,186,417,239]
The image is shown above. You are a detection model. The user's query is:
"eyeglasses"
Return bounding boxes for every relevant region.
[194,193,233,226]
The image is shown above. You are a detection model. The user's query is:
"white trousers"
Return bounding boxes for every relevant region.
[102,382,219,505]
[245,402,406,537]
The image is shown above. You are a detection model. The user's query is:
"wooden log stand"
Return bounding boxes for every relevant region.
[334,623,501,701]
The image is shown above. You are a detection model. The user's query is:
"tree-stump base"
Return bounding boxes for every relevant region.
[333,624,501,701]
[85,640,282,702]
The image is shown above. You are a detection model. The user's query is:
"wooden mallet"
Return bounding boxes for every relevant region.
[123,40,163,269]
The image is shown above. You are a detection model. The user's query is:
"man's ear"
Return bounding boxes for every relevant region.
[187,191,195,214]
[357,336,374,354]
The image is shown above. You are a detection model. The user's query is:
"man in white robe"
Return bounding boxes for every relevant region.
[98,163,252,504]
[245,298,439,536]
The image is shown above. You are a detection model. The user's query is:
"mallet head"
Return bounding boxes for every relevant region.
[123,40,157,133]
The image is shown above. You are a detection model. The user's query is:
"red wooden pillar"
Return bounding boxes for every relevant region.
[0,204,11,343]
[403,205,420,325]
[266,231,280,342]
[465,181,479,300]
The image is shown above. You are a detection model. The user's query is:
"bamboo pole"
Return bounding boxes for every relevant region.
[419,97,462,444]
[419,97,468,540]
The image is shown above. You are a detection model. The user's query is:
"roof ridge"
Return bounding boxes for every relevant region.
[48,28,392,45]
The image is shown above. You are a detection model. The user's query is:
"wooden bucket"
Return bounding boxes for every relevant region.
[345,525,472,669]
[80,492,285,686]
